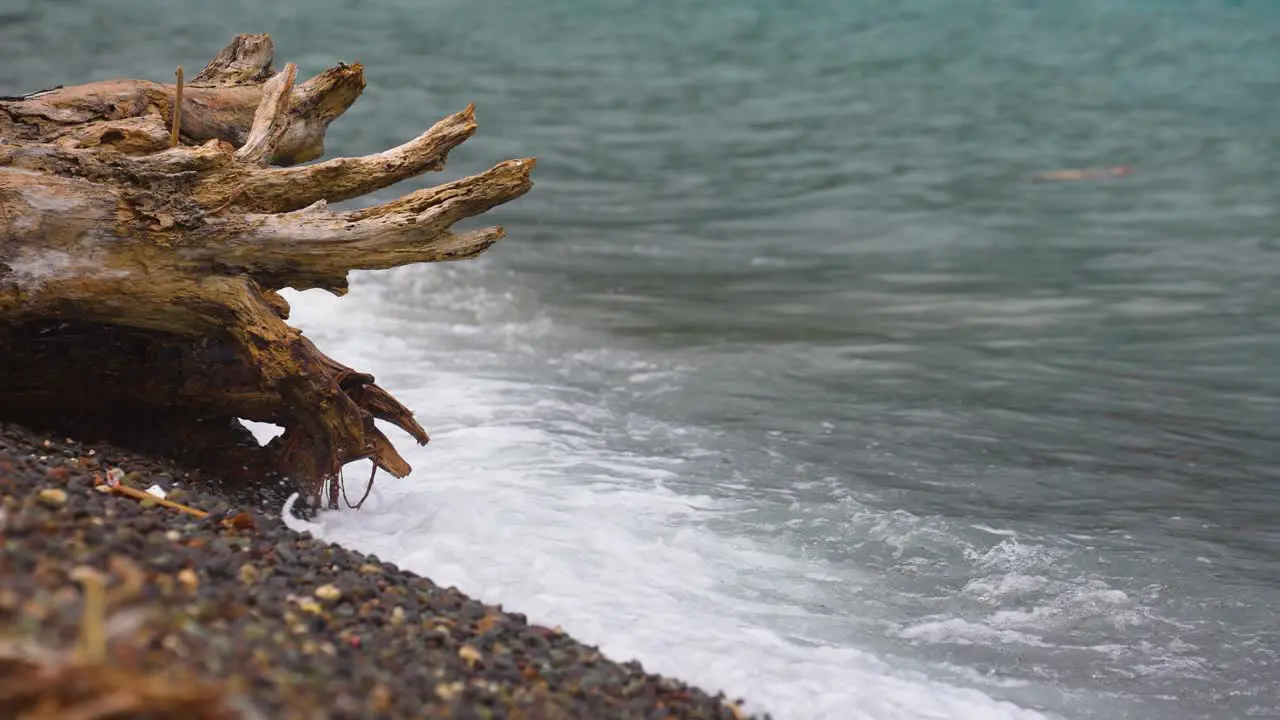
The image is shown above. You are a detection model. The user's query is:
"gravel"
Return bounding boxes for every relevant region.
[0,422,762,719]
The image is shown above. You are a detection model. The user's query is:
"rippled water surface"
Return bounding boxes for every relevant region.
[4,1,1279,718]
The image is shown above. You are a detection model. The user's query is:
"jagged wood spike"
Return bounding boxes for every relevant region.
[170,66,184,148]
[191,33,276,86]
[233,63,296,165]
[0,33,534,509]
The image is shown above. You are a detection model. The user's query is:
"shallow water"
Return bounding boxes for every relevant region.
[4,1,1279,718]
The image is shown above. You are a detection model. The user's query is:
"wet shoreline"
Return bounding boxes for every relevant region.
[0,422,759,719]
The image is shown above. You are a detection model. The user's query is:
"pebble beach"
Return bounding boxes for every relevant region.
[0,422,759,720]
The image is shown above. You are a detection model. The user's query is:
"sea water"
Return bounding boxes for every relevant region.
[3,1,1278,717]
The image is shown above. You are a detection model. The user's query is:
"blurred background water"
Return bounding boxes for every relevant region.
[3,1,1278,718]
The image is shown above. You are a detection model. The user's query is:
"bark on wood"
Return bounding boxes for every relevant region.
[0,33,535,509]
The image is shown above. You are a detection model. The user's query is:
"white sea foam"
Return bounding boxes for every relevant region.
[898,618,1054,648]
[262,276,1048,720]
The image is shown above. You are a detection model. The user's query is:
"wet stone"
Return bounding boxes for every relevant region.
[36,488,67,508]
[0,422,763,720]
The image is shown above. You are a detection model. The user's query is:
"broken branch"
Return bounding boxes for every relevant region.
[227,103,479,212]
[199,158,534,292]
[233,63,297,165]
[190,33,275,86]
[105,485,211,520]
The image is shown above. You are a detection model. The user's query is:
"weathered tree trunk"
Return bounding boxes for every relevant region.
[0,34,534,509]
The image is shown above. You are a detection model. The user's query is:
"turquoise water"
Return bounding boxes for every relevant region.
[4,1,1279,718]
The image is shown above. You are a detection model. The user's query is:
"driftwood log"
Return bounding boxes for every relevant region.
[0,34,535,509]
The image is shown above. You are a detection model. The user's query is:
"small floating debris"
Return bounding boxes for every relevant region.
[1032,165,1135,182]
